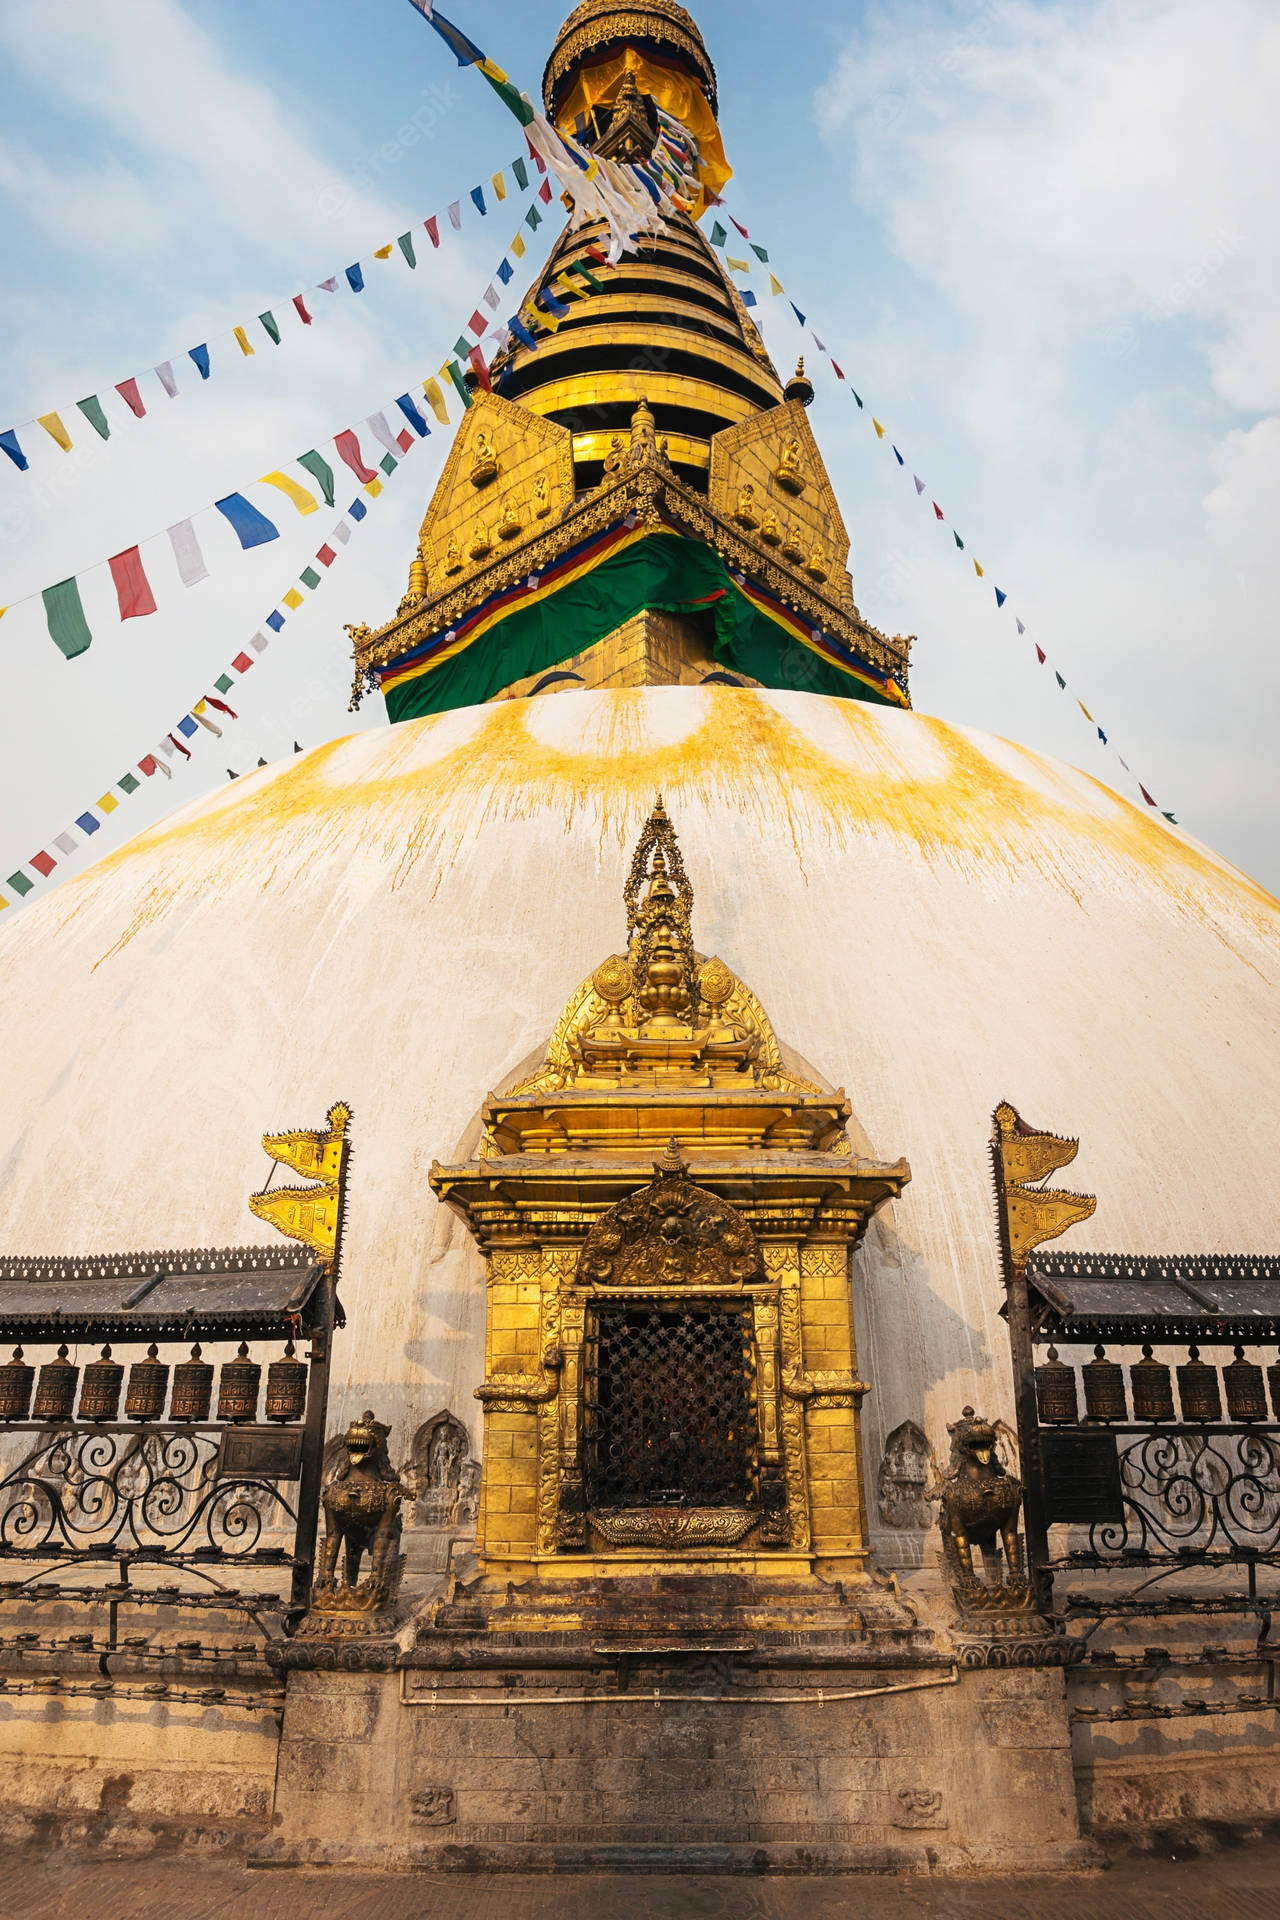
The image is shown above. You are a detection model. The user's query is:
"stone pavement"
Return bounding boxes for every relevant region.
[7,1840,1280,1920]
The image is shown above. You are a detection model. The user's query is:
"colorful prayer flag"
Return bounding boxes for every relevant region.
[511,232,526,258]
[6,872,34,896]
[214,493,280,549]
[1139,785,1157,807]
[116,377,146,416]
[108,546,157,620]
[395,393,430,437]
[345,263,365,293]
[513,156,528,191]
[468,346,492,392]
[293,295,313,325]
[42,578,92,659]
[283,588,304,610]
[232,651,254,673]
[422,379,449,426]
[750,243,769,262]
[1016,618,1026,634]
[30,851,57,878]
[366,411,400,455]
[913,475,925,494]
[335,430,377,483]
[189,344,211,379]
[768,275,783,296]
[790,303,806,326]
[448,201,462,230]
[872,419,885,439]
[259,471,319,515]
[300,569,321,592]
[974,560,984,577]
[932,502,944,520]
[471,185,486,215]
[425,215,440,248]
[167,519,208,587]
[266,611,285,632]
[397,232,416,268]
[373,243,393,260]
[297,450,336,505]
[709,222,726,247]
[233,326,255,356]
[38,412,72,451]
[259,311,281,344]
[995,587,1007,607]
[316,543,336,567]
[155,361,178,397]
[953,531,964,550]
[96,791,118,815]
[77,396,110,440]
[0,430,28,471]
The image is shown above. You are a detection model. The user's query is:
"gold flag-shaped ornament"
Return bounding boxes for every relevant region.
[993,1099,1081,1188]
[248,1101,350,1265]
[993,1100,1097,1271]
[1005,1184,1097,1272]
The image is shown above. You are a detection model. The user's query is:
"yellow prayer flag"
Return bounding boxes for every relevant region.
[974,560,984,577]
[491,171,507,202]
[96,791,119,815]
[511,232,526,259]
[282,588,304,611]
[233,326,255,357]
[726,256,750,272]
[37,412,72,451]
[364,476,383,499]
[768,275,784,296]
[259,470,319,515]
[0,896,7,911]
[422,379,449,426]
[872,419,885,439]
[1078,700,1094,721]
[373,244,393,260]
[556,274,588,302]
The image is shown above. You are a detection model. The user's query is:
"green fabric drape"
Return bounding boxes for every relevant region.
[382,533,900,721]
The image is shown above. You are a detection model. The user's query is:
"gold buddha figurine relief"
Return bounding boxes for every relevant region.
[533,475,552,518]
[498,498,523,541]
[470,429,500,488]
[775,436,805,495]
[444,535,463,575]
[781,525,805,564]
[760,508,781,546]
[468,523,493,562]
[805,542,828,582]
[733,482,760,530]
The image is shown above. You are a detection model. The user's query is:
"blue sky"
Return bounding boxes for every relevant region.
[1,0,1277,897]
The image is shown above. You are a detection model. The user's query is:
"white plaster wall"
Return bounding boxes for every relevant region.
[1,687,1276,1484]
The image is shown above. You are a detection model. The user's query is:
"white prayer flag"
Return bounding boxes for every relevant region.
[167,519,208,588]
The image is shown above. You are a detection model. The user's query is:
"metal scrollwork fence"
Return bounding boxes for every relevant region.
[1082,1427,1280,1562]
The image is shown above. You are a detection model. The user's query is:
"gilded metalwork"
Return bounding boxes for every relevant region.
[992,1100,1096,1274]
[579,1143,761,1287]
[543,0,718,114]
[249,1100,350,1268]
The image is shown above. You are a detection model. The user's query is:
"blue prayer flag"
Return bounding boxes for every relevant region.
[266,610,285,632]
[497,258,513,285]
[214,493,279,549]
[790,302,806,326]
[345,263,365,293]
[470,185,486,215]
[741,289,757,306]
[509,315,538,352]
[176,715,199,738]
[189,344,211,380]
[74,811,100,835]
[395,393,431,437]
[893,447,904,466]
[0,429,28,471]
[539,288,570,319]
[995,587,1007,607]
[349,498,367,522]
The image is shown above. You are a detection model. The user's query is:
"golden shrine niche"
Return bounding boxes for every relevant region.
[430,801,910,1584]
[400,392,574,612]
[708,396,854,605]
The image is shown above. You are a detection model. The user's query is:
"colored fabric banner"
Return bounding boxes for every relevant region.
[300,566,321,590]
[293,294,313,325]
[345,263,365,293]
[509,315,537,352]
[365,475,384,497]
[316,543,337,566]
[395,393,430,436]
[448,201,462,230]
[6,872,33,897]
[932,502,944,520]
[497,258,514,285]
[167,519,208,587]
[156,361,178,397]
[38,412,72,451]
[96,791,118,814]
[53,832,77,856]
[0,430,28,471]
[953,531,963,549]
[335,430,376,483]
[214,493,280,549]
[231,651,254,673]
[789,302,806,326]
[108,546,157,620]
[42,578,93,659]
[913,476,925,494]
[526,204,542,230]
[77,396,111,440]
[297,450,336,505]
[893,446,904,465]
[75,811,101,835]
[366,411,400,454]
[513,156,528,191]
[349,498,368,522]
[373,244,393,259]
[189,344,211,379]
[492,170,507,201]
[537,178,552,203]
[467,308,488,335]
[282,588,304,610]
[511,231,526,258]
[709,221,726,247]
[259,310,282,344]
[768,274,783,296]
[995,587,1007,607]
[539,288,570,319]
[468,347,492,392]
[483,283,501,309]
[471,185,486,215]
[318,276,339,293]
[259,471,319,515]
[118,771,140,793]
[30,852,57,878]
[422,379,449,426]
[442,360,472,407]
[397,231,417,268]
[872,419,885,439]
[750,243,769,262]
[741,290,757,306]
[116,377,147,417]
[425,215,440,247]
[266,611,285,632]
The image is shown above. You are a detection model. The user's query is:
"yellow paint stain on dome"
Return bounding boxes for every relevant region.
[11,689,1277,969]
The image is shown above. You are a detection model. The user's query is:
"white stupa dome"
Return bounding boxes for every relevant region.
[3,686,1276,1539]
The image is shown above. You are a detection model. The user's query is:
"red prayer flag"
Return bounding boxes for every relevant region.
[231,652,254,674]
[424,215,440,248]
[396,427,414,453]
[115,377,146,418]
[468,346,492,393]
[933,502,944,520]
[293,294,313,325]
[467,309,488,336]
[1139,784,1157,807]
[1035,644,1046,664]
[729,215,749,237]
[586,245,607,264]
[831,360,845,380]
[527,133,546,173]
[167,731,191,760]
[334,429,376,483]
[205,695,238,719]
[30,850,56,878]
[538,178,552,203]
[108,545,157,620]
[316,543,336,567]
[138,754,158,778]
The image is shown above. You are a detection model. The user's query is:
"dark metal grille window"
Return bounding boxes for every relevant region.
[583,1302,756,1509]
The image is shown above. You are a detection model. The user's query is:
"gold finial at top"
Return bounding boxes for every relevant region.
[624,798,698,1027]
[784,357,815,407]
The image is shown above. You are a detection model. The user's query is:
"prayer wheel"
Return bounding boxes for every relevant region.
[1223,1345,1267,1423]
[124,1344,169,1422]
[1130,1345,1175,1422]
[170,1344,214,1423]
[32,1345,78,1422]
[78,1346,124,1422]
[264,1340,307,1423]
[1035,1347,1078,1426]
[217,1343,261,1424]
[1083,1345,1127,1423]
[1177,1346,1222,1423]
[1268,1352,1280,1422]
[0,1348,34,1422]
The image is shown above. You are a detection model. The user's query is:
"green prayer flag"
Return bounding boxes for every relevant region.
[526,204,542,230]
[512,156,528,191]
[1055,672,1066,690]
[76,395,110,441]
[214,673,234,694]
[709,222,727,247]
[42,577,92,660]
[300,566,321,590]
[443,360,473,408]
[750,243,769,262]
[453,334,473,361]
[397,231,417,269]
[259,310,281,344]
[852,391,863,409]
[6,871,33,897]
[953,532,964,550]
[571,260,603,291]
[379,451,397,475]
[297,450,335,507]
[117,772,140,795]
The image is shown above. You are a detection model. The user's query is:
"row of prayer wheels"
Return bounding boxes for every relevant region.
[0,1339,308,1425]
[1036,1342,1278,1426]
